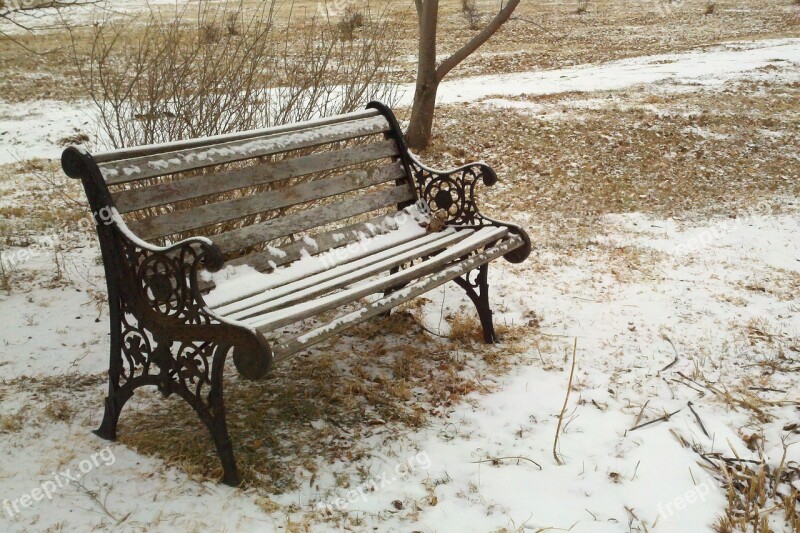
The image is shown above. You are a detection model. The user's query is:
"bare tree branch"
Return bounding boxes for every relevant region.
[435,0,520,82]
[1,0,100,51]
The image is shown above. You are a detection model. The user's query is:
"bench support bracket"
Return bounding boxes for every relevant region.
[94,299,243,486]
[452,263,497,343]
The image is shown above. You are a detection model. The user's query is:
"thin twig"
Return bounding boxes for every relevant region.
[687,401,710,438]
[747,386,787,393]
[553,338,577,465]
[418,323,448,338]
[628,408,682,432]
[670,377,706,395]
[471,455,542,470]
[633,400,650,428]
[659,335,679,373]
[75,479,128,524]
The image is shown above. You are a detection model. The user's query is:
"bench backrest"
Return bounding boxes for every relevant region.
[63,104,417,271]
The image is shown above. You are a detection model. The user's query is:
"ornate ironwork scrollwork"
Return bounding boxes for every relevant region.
[89,208,271,486]
[407,152,497,227]
[119,231,223,326]
[405,151,531,264]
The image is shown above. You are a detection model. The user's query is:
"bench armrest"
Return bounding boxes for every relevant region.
[105,210,272,378]
[406,151,531,263]
[109,207,225,303]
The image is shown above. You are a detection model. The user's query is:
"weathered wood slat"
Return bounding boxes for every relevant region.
[270,236,523,361]
[113,140,399,214]
[213,185,415,255]
[210,215,433,309]
[229,230,473,320]
[92,108,381,164]
[128,162,405,240]
[245,226,510,332]
[224,212,398,272]
[196,212,401,295]
[217,228,469,317]
[101,115,391,184]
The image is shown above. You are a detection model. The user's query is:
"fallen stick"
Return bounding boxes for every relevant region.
[628,408,682,432]
[553,338,577,466]
[687,401,710,438]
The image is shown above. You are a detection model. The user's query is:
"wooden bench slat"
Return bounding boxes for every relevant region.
[212,185,415,255]
[245,226,510,332]
[128,161,406,240]
[214,227,460,315]
[210,215,433,309]
[101,115,391,184]
[224,228,476,321]
[113,140,399,214]
[270,236,523,361]
[224,212,398,273]
[197,211,403,295]
[92,108,381,164]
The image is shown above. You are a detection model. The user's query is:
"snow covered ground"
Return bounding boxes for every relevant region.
[0,100,95,166]
[431,38,800,105]
[1,197,797,532]
[1,39,799,532]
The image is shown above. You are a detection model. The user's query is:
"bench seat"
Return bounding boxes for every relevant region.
[203,209,521,361]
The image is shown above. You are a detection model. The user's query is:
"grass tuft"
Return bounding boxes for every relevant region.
[118,311,527,492]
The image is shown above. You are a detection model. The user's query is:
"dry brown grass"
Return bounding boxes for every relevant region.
[418,73,800,248]
[0,412,24,432]
[709,445,800,532]
[117,311,530,492]
[1,0,798,101]
[44,398,77,421]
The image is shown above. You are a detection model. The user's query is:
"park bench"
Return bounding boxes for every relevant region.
[61,102,531,486]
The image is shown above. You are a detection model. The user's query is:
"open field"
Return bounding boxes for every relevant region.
[0,0,799,531]
[1,0,799,101]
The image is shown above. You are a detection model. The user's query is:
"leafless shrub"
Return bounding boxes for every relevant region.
[70,0,398,150]
[461,0,481,30]
[225,10,239,35]
[337,3,365,40]
[704,2,716,14]
[199,21,222,44]
[575,0,589,15]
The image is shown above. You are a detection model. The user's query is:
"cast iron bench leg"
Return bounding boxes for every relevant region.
[93,299,242,486]
[452,263,497,344]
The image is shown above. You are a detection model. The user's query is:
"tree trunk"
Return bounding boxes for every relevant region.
[406,0,521,150]
[406,0,439,150]
[406,72,439,150]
